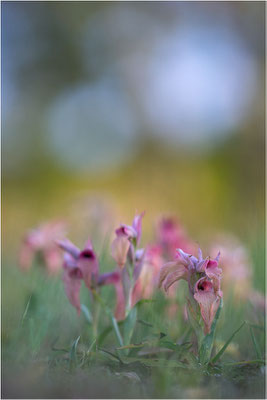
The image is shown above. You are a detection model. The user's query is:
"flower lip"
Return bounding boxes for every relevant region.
[80,249,95,259]
[198,279,213,291]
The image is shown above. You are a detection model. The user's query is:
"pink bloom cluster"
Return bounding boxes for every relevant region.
[19,221,66,274]
[159,248,222,334]
[18,214,226,337]
[210,235,265,312]
[57,238,122,317]
[57,212,146,320]
[110,212,146,317]
[157,217,195,259]
[131,216,195,302]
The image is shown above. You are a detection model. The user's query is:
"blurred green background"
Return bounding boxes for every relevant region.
[2,2,265,398]
[2,1,265,248]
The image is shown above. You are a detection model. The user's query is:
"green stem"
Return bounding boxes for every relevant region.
[91,289,124,347]
[92,295,100,338]
[125,261,134,316]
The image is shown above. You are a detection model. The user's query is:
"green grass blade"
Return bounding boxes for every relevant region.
[91,289,124,347]
[98,347,123,364]
[111,316,124,347]
[81,304,93,324]
[137,319,153,328]
[246,322,265,332]
[69,335,80,371]
[249,325,262,359]
[210,321,246,364]
[223,359,265,366]
[21,295,32,325]
[123,306,137,348]
[87,338,97,355]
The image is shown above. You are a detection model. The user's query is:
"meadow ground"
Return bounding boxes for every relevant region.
[2,234,265,399]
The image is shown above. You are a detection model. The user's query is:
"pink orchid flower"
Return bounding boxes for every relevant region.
[157,217,195,258]
[57,238,99,289]
[62,253,83,314]
[210,236,252,301]
[111,235,130,269]
[111,212,145,269]
[193,248,222,279]
[158,251,189,292]
[158,247,221,291]
[132,211,145,246]
[97,270,126,320]
[159,247,223,334]
[58,238,126,319]
[132,245,163,306]
[57,238,99,314]
[19,221,66,274]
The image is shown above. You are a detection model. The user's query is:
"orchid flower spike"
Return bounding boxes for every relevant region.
[57,238,99,313]
[159,246,223,334]
[57,238,99,289]
[111,212,145,269]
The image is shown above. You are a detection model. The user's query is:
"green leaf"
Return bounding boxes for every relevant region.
[247,323,264,332]
[158,340,178,351]
[81,304,93,324]
[137,319,153,328]
[21,295,32,325]
[111,316,124,347]
[210,321,246,364]
[158,339,191,352]
[249,325,262,360]
[123,307,137,348]
[186,299,203,341]
[98,326,112,346]
[117,342,147,350]
[69,336,80,371]
[184,352,199,368]
[91,289,124,347]
[199,298,223,365]
[223,359,265,367]
[79,338,97,367]
[136,299,156,307]
[87,338,97,355]
[98,347,124,364]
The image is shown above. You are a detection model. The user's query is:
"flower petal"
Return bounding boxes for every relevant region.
[56,239,80,259]
[98,271,121,286]
[158,260,186,288]
[111,235,130,269]
[205,259,222,279]
[163,265,188,292]
[132,211,145,245]
[63,268,82,315]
